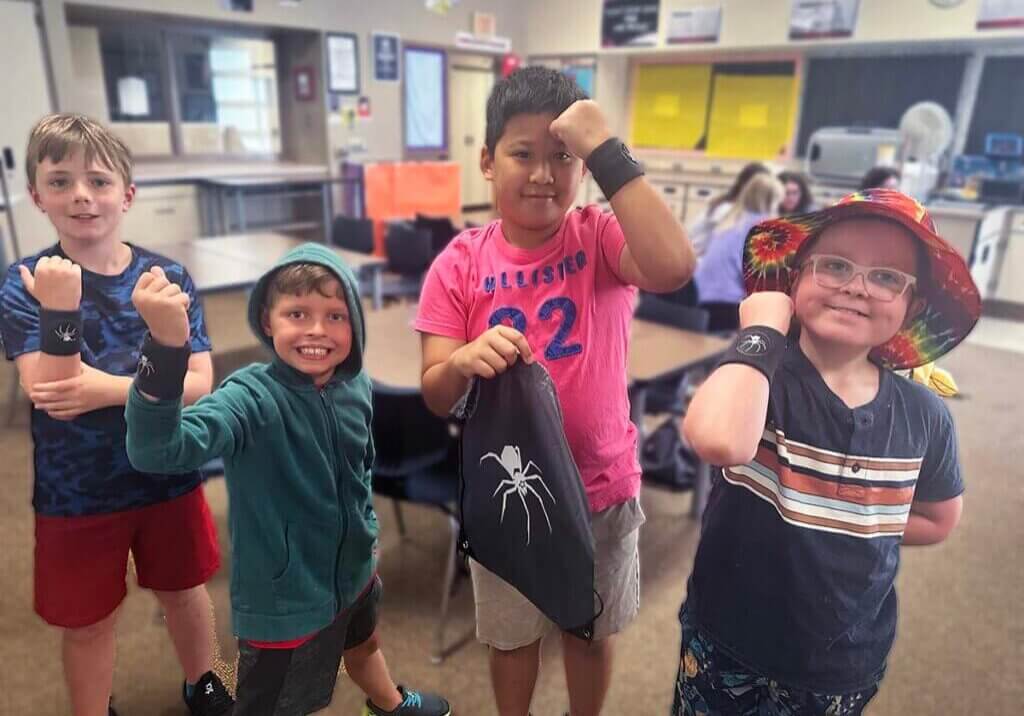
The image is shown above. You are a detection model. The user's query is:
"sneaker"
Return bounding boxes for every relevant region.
[183,670,234,716]
[363,685,451,715]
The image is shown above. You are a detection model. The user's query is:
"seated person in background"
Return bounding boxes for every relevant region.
[692,173,784,332]
[688,162,769,256]
[777,170,814,215]
[860,165,901,191]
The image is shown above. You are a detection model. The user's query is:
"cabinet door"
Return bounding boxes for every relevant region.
[0,0,53,259]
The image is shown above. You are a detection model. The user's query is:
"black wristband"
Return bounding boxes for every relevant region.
[135,332,191,401]
[585,137,644,200]
[718,326,788,383]
[39,309,83,356]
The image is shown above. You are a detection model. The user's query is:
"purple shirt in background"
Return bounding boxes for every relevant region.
[693,212,770,305]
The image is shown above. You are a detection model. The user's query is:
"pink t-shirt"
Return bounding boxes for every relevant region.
[415,206,640,512]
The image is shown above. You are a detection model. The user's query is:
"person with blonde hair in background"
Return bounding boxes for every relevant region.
[692,173,785,331]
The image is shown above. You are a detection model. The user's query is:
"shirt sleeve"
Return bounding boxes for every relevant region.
[414,239,472,341]
[912,395,964,502]
[0,263,40,360]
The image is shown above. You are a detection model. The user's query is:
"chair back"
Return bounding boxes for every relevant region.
[331,215,375,254]
[414,214,459,257]
[635,292,710,332]
[384,222,434,276]
[371,391,455,477]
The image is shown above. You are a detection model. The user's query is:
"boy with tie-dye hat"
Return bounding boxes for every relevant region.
[673,189,980,715]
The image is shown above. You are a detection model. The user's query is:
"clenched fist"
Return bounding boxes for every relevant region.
[739,292,794,335]
[19,256,82,311]
[548,100,613,162]
[131,266,191,347]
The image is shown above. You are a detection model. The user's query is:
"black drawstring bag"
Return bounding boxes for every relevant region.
[456,361,600,640]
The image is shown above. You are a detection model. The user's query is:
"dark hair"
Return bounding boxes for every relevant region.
[859,166,901,191]
[265,264,346,309]
[708,162,770,214]
[485,66,587,155]
[777,170,813,215]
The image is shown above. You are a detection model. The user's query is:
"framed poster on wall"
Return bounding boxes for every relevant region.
[601,0,660,47]
[372,33,400,81]
[977,0,1024,29]
[327,32,359,94]
[789,0,860,40]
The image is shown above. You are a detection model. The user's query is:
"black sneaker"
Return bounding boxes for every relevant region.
[183,670,234,715]
[363,685,451,715]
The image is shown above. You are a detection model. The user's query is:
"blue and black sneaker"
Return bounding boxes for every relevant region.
[183,670,234,715]
[363,685,451,716]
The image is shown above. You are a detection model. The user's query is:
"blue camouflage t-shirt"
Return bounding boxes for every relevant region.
[0,243,212,517]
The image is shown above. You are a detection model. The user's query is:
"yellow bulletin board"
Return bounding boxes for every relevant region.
[631,64,712,150]
[705,74,797,159]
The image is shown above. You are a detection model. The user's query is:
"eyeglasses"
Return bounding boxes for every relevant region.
[802,254,917,302]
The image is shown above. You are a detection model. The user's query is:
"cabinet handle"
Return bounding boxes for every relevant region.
[154,207,177,216]
[2,147,13,171]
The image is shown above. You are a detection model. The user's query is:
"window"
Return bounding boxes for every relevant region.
[171,34,280,155]
[796,54,967,157]
[403,46,447,153]
[72,19,281,158]
[965,56,1024,156]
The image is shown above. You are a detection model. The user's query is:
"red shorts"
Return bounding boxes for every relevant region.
[34,486,221,628]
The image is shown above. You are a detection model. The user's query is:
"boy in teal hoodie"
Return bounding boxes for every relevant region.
[125,244,451,716]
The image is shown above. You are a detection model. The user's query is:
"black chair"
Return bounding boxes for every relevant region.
[371,390,467,663]
[381,222,434,301]
[331,215,375,255]
[414,214,459,257]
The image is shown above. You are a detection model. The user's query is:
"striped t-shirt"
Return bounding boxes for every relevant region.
[686,344,963,693]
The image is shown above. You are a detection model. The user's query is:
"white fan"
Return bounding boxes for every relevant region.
[899,101,954,163]
[898,102,954,199]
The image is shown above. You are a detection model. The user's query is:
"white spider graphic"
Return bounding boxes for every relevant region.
[54,324,78,343]
[480,445,556,545]
[737,333,769,355]
[137,355,156,377]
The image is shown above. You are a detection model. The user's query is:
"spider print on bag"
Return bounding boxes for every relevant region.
[479,444,556,545]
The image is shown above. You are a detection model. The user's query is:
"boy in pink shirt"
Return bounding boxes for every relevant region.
[416,67,696,716]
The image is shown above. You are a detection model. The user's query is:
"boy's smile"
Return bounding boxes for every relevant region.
[262,283,353,387]
[31,150,134,245]
[481,112,585,247]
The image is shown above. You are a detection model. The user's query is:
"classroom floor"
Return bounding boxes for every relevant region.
[0,293,1021,715]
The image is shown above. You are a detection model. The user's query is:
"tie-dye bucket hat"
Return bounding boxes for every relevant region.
[743,188,980,370]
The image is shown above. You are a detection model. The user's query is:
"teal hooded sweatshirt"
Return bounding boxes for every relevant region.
[126,243,377,642]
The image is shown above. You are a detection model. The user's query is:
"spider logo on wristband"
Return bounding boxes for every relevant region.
[54,323,78,343]
[137,355,156,377]
[737,330,772,355]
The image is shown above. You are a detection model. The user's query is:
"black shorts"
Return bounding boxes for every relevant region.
[672,603,880,716]
[234,575,382,716]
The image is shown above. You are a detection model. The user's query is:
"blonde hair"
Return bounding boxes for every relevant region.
[25,113,133,187]
[719,173,785,229]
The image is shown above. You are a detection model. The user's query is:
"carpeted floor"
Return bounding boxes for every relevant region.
[0,292,1020,715]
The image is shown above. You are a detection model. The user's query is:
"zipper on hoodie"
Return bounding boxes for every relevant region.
[319,386,348,606]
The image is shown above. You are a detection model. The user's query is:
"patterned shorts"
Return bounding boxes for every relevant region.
[672,606,880,716]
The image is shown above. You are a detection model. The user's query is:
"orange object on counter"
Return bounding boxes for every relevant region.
[363,161,461,256]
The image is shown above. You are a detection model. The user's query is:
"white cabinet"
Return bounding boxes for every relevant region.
[992,210,1024,305]
[121,184,202,247]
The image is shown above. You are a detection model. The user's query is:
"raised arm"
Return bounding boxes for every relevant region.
[683,293,793,466]
[549,100,695,292]
[16,257,82,387]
